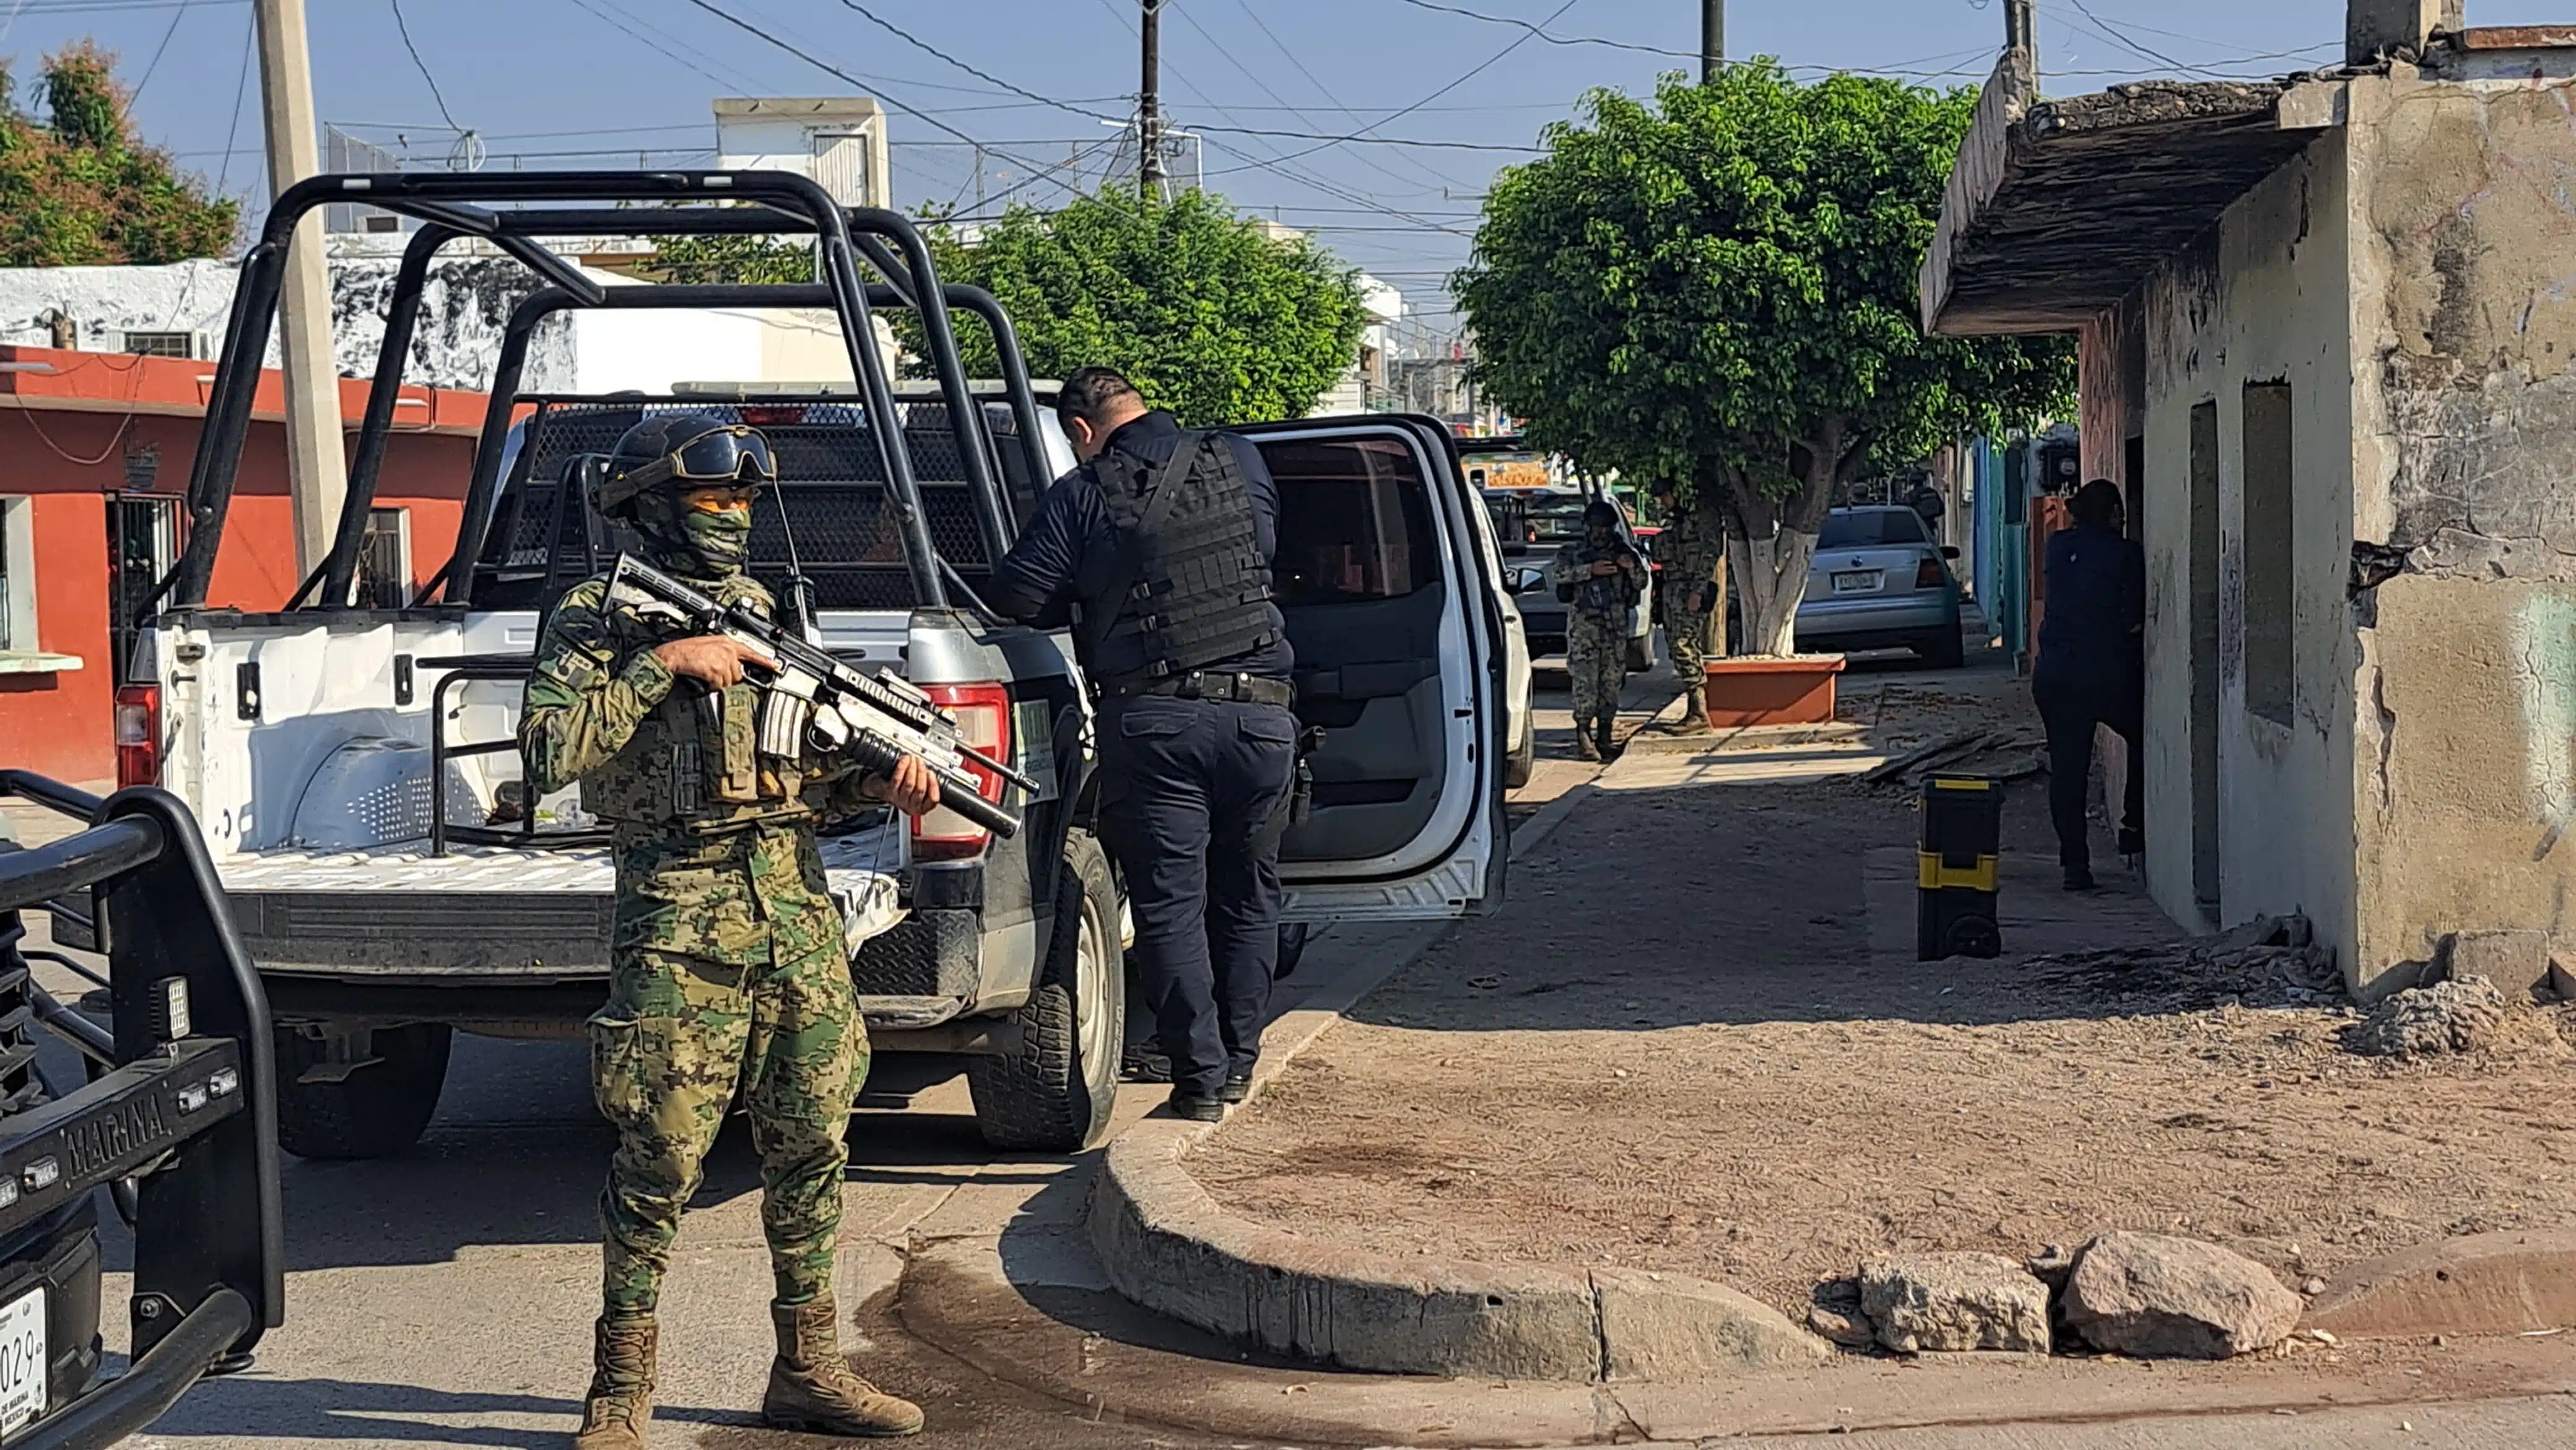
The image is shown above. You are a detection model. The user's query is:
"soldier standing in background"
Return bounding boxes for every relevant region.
[1648,478,1727,736]
[521,414,939,1447]
[1550,499,1648,762]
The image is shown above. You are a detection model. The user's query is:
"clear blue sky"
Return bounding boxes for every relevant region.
[9,0,2565,334]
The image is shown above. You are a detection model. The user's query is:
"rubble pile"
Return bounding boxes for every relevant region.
[2349,975,2510,1057]
[2020,914,2341,1013]
[1856,728,2047,793]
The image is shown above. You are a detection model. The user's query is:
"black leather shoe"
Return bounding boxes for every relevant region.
[1220,1070,1254,1104]
[1167,1093,1226,1122]
[2063,867,2098,892]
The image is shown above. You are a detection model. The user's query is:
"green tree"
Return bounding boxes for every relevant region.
[0,43,238,266]
[657,189,1368,425]
[1457,64,2070,655]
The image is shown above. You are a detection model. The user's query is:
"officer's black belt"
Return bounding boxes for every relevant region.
[1105,670,1294,706]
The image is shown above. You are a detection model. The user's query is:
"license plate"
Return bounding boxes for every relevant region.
[1832,570,1882,594]
[0,1287,45,1436]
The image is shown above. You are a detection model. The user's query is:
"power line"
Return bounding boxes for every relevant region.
[558,0,765,93]
[127,0,194,105]
[1204,1,1471,196]
[1236,0,1580,173]
[212,4,252,193]
[1391,0,1699,58]
[388,0,463,134]
[829,0,1122,123]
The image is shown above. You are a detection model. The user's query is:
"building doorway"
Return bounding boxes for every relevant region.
[108,495,183,684]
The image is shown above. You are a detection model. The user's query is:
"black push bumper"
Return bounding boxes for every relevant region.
[0,773,284,1450]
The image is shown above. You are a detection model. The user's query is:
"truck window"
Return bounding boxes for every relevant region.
[1264,436,1440,606]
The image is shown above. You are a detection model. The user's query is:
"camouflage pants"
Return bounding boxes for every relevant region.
[590,936,869,1318]
[1667,594,1717,685]
[1567,614,1630,725]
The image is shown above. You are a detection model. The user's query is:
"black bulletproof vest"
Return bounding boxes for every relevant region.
[1078,431,1278,686]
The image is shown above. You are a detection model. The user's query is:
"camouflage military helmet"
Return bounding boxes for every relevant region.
[594,411,778,518]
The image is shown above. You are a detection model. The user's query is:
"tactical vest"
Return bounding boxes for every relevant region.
[1078,432,1278,686]
[578,576,820,833]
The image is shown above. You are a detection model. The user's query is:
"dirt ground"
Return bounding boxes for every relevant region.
[1194,680,2576,1329]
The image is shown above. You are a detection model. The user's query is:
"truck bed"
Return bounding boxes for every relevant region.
[213,823,905,980]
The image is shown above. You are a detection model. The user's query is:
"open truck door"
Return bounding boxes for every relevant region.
[1232,417,1510,922]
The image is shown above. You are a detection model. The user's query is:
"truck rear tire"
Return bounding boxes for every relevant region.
[967,831,1123,1152]
[274,1022,451,1160]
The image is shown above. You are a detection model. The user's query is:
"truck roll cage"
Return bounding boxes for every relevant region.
[166,171,1025,617]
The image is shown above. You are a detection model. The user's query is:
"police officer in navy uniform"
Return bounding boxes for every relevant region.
[989,367,1297,1122]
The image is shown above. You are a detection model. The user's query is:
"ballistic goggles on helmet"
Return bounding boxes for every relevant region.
[614,423,779,493]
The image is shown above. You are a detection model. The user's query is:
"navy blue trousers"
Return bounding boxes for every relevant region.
[1094,694,1297,1100]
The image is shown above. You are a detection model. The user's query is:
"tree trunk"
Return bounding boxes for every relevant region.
[1710,422,1846,658]
[1727,529,1816,656]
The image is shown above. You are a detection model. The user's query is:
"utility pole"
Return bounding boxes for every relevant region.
[1138,0,1164,199]
[254,0,347,585]
[1702,0,1724,82]
[2004,0,2037,64]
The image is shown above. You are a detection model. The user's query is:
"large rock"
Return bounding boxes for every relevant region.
[1858,1252,2052,1353]
[2063,1232,2301,1358]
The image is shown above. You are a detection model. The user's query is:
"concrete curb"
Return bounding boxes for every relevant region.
[1090,1121,1827,1381]
[2304,1230,2576,1339]
[1085,768,1830,1381]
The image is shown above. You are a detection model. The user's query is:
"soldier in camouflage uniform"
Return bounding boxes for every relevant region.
[1549,500,1648,763]
[521,413,938,1447]
[1648,479,1729,734]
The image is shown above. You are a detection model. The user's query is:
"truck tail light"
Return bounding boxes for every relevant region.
[910,683,1011,863]
[1915,558,1946,589]
[115,684,162,787]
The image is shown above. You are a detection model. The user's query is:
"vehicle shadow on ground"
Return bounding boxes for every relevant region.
[103,1048,1058,1274]
[137,1373,759,1446]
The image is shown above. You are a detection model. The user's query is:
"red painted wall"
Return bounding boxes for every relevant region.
[0,349,485,786]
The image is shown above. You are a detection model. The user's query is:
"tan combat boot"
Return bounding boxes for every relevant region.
[1574,719,1603,762]
[1672,687,1712,735]
[574,1316,656,1450]
[762,1296,926,1438]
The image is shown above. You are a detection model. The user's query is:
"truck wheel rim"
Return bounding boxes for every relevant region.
[1076,892,1112,1075]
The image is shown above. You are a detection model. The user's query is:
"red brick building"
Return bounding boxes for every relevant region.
[0,345,489,784]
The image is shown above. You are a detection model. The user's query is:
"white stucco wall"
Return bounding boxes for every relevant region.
[0,249,892,399]
[2136,131,2359,970]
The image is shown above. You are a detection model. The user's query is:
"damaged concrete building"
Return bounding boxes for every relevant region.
[1921,2,2576,998]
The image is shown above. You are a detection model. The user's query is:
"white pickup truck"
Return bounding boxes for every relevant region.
[110,171,1516,1160]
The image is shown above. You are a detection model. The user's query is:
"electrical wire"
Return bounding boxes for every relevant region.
[672,0,1086,195]
[559,0,768,93]
[1227,0,1580,173]
[213,6,252,194]
[126,0,194,105]
[1222,0,1470,193]
[388,0,463,134]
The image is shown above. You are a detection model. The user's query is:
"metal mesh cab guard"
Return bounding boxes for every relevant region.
[0,773,282,1450]
[469,396,1000,616]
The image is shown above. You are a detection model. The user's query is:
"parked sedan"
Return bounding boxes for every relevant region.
[1795,506,1965,667]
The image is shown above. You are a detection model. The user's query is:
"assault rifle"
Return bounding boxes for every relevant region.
[604,553,1035,838]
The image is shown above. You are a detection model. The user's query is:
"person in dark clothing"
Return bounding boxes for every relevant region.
[2032,478,2145,892]
[988,367,1297,1122]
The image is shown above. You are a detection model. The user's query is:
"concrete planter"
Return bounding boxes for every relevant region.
[1702,655,1847,727]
